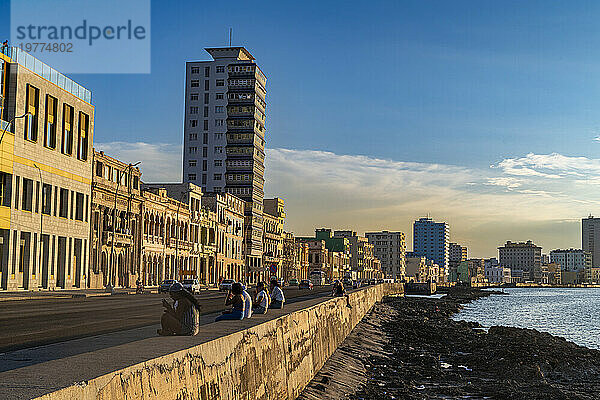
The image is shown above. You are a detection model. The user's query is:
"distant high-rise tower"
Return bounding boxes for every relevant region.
[183,47,267,274]
[412,217,450,272]
[582,216,600,267]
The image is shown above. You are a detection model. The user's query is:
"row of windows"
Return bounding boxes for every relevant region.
[189,92,224,102]
[190,65,225,75]
[190,79,225,88]
[23,84,89,161]
[188,159,222,168]
[0,172,89,221]
[94,161,139,190]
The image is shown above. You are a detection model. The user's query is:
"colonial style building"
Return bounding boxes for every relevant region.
[262,197,285,283]
[89,150,143,288]
[0,47,93,291]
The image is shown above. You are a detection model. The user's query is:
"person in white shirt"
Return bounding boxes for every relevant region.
[253,282,270,314]
[270,280,285,309]
[242,286,253,319]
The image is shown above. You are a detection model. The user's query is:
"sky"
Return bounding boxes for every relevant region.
[2,0,600,257]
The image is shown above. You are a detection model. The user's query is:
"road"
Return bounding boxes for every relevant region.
[0,286,333,353]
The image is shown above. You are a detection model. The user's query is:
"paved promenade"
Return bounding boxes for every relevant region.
[0,286,333,352]
[0,288,340,400]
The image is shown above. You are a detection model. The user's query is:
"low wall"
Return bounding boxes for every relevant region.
[35,283,402,400]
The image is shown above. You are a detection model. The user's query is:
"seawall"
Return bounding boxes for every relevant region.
[34,283,403,400]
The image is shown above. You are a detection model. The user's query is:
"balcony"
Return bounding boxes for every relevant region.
[167,237,193,252]
[103,231,133,247]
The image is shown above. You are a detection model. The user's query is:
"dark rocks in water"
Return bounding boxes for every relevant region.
[351,287,600,400]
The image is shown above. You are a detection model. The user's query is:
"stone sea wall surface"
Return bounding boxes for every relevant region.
[34,283,403,400]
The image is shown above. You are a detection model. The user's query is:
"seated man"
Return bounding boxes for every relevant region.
[158,282,201,336]
[253,282,270,314]
[270,280,285,309]
[215,282,245,321]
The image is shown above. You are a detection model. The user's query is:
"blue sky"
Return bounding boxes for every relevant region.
[2,0,600,256]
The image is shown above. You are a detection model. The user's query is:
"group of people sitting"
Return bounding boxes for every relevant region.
[215,280,285,321]
[157,279,286,336]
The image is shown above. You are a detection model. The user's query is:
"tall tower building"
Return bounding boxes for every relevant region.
[412,217,450,273]
[183,47,267,275]
[365,231,406,280]
[582,216,600,267]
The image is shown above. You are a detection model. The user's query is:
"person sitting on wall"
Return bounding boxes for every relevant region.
[333,280,352,309]
[215,282,245,321]
[253,282,270,314]
[157,282,201,336]
[242,284,253,319]
[270,279,285,309]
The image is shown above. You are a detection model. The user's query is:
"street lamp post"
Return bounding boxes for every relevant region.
[33,163,43,287]
[0,112,31,144]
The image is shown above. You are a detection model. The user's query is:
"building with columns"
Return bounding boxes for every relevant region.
[89,150,143,289]
[0,47,93,291]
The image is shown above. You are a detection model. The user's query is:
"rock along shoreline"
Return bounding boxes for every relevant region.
[302,287,600,400]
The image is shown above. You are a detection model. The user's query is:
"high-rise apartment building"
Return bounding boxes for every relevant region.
[582,216,600,267]
[549,249,591,272]
[365,231,406,280]
[449,243,467,267]
[498,240,542,281]
[183,47,267,276]
[412,217,450,273]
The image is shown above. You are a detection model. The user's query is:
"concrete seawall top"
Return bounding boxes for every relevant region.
[0,283,403,400]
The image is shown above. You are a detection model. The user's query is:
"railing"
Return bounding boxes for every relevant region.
[7,47,92,103]
[103,231,133,246]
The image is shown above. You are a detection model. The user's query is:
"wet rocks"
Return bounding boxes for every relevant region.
[351,288,600,400]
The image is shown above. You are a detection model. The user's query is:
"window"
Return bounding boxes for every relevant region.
[214,187,221,192]
[216,93,224,100]
[77,112,89,161]
[204,93,209,104]
[216,79,224,86]
[24,85,39,141]
[214,146,223,153]
[190,106,198,114]
[95,161,103,177]
[191,66,199,74]
[202,160,207,171]
[201,174,207,184]
[75,192,84,221]
[203,107,209,117]
[215,106,224,113]
[215,133,223,140]
[41,184,51,214]
[202,147,207,157]
[59,188,68,218]
[190,119,198,128]
[214,160,222,167]
[0,172,11,207]
[204,66,210,77]
[61,104,74,155]
[215,119,224,126]
[21,178,33,211]
[190,80,199,87]
[189,147,197,154]
[44,95,57,148]
[203,120,209,130]
[204,80,209,91]
[189,133,197,140]
[216,66,224,73]
[203,132,208,143]
[133,176,139,190]
[190,93,198,101]
[188,173,197,181]
[188,160,197,167]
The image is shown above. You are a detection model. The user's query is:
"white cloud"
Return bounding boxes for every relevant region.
[94,142,182,183]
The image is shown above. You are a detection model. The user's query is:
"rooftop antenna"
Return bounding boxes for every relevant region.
[229,28,232,47]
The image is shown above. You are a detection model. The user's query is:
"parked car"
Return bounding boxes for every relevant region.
[182,278,201,294]
[299,279,313,290]
[159,279,179,293]
[289,278,299,286]
[219,279,235,292]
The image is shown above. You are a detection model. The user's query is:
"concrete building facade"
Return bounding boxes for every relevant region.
[0,48,93,291]
[365,230,406,281]
[183,47,267,281]
[412,217,449,276]
[333,230,378,280]
[262,198,285,283]
[498,240,542,282]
